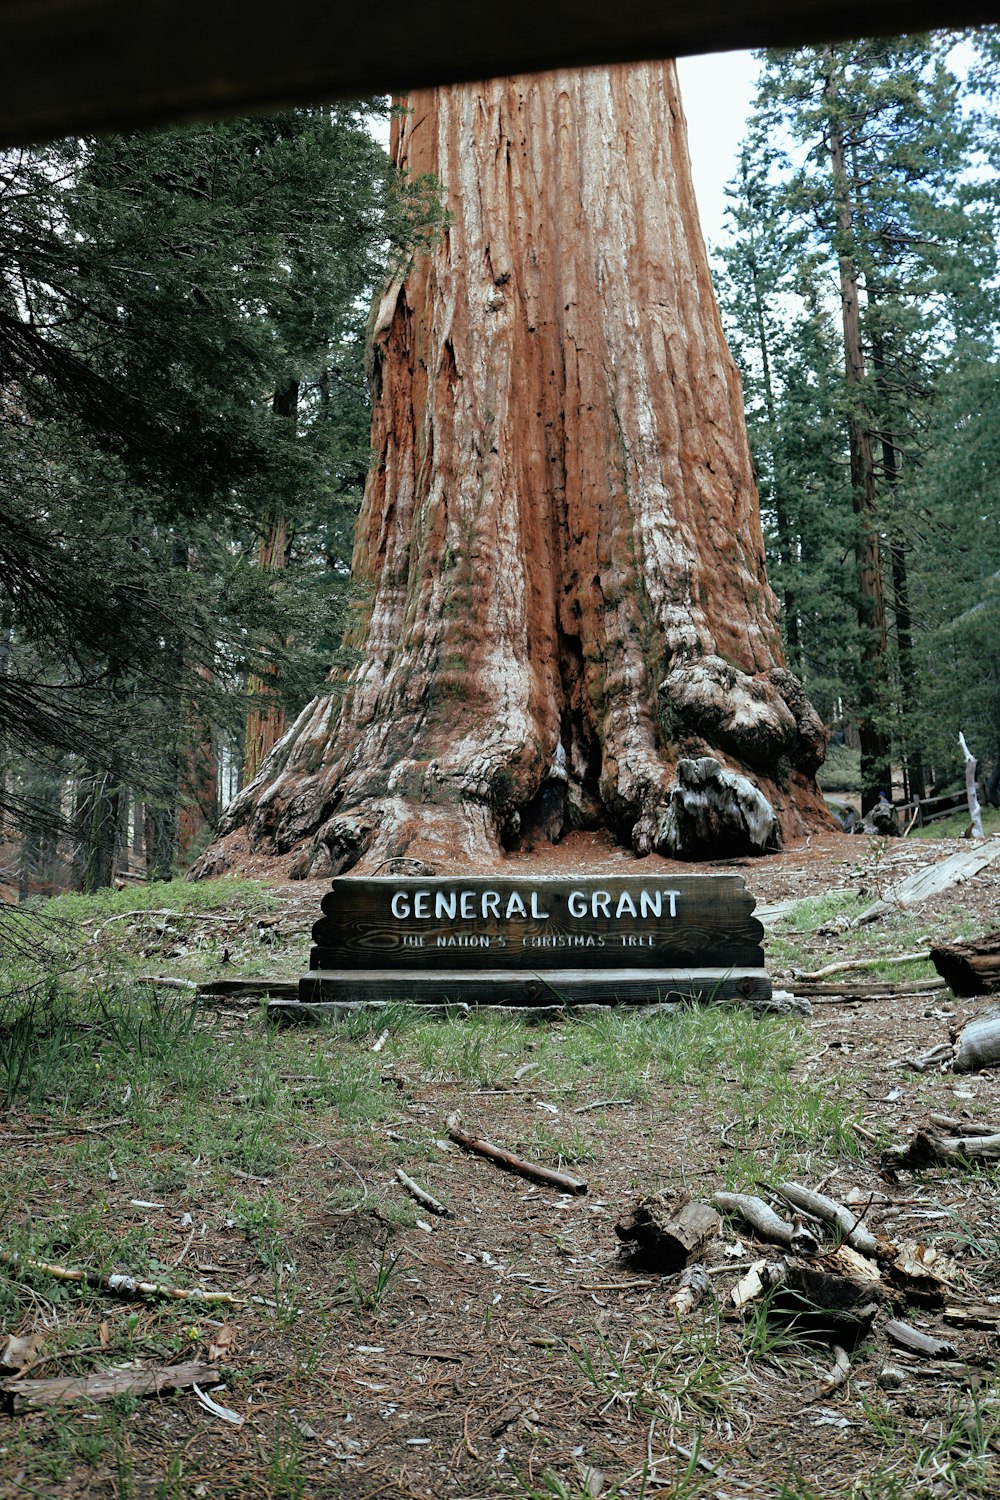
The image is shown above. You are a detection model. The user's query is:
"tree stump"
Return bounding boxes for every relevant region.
[930,931,1000,997]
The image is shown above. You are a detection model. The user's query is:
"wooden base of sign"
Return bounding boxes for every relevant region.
[298,965,772,1009]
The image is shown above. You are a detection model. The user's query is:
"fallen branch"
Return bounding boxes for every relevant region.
[1,1361,219,1412]
[772,1183,879,1259]
[927,1112,998,1135]
[794,952,930,982]
[394,1167,451,1218]
[839,839,1000,930]
[885,1319,957,1359]
[0,1250,242,1306]
[891,1042,953,1073]
[953,1006,1000,1073]
[711,1191,820,1255]
[790,978,945,997]
[882,1127,1000,1171]
[445,1114,587,1195]
[813,1344,851,1398]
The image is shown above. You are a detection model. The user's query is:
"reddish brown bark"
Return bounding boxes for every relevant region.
[242,511,290,785]
[242,379,298,785]
[197,62,827,879]
[177,668,218,862]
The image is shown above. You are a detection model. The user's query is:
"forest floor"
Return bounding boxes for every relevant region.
[1,826,999,1499]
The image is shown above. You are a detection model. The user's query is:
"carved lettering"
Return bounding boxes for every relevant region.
[390,883,682,925]
[639,889,661,918]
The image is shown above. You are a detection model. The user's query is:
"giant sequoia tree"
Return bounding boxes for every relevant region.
[202,63,828,878]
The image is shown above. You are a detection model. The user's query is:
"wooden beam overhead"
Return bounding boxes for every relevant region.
[1,0,997,146]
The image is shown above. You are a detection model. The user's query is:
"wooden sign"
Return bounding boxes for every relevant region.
[299,874,770,1008]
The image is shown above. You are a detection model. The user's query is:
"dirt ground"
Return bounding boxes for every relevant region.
[2,827,999,1499]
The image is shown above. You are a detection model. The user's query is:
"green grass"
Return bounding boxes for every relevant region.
[3,878,997,1500]
[911,803,1000,839]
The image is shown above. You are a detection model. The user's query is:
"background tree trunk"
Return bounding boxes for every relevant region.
[242,378,298,784]
[199,62,828,878]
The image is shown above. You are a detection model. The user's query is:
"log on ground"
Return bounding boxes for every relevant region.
[615,1193,720,1271]
[931,931,1000,997]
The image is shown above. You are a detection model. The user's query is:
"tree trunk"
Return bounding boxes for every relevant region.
[73,769,119,892]
[198,63,828,879]
[825,58,891,814]
[869,317,924,804]
[242,378,298,784]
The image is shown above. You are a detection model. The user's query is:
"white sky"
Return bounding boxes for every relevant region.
[676,51,760,250]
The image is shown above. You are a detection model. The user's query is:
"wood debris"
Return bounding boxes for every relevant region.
[794,952,930,982]
[882,1117,1000,1171]
[731,1259,786,1308]
[953,1006,1000,1072]
[837,839,1000,929]
[1,1361,220,1413]
[445,1114,587,1195]
[615,1193,720,1271]
[394,1167,452,1217]
[665,1263,710,1316]
[773,1181,880,1258]
[930,931,1000,997]
[885,1319,958,1359]
[712,1191,820,1255]
[813,1343,851,1398]
[0,1250,243,1306]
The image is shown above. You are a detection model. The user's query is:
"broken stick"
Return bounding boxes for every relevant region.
[712,1192,820,1255]
[394,1167,451,1217]
[793,952,930,983]
[773,1182,879,1259]
[885,1320,958,1360]
[0,1250,242,1306]
[445,1114,587,1195]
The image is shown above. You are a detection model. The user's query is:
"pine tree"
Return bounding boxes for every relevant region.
[0,105,434,885]
[721,36,995,809]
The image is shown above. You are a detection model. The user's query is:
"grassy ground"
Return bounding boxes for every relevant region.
[911,806,1000,840]
[1,880,998,1499]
